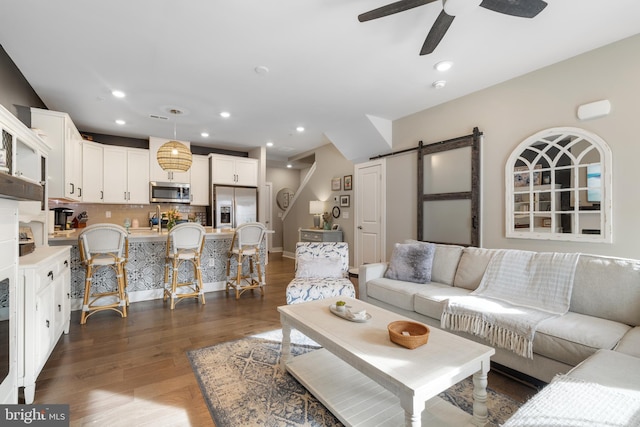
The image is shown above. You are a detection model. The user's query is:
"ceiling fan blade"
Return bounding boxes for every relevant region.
[420,10,455,55]
[358,0,438,22]
[479,0,548,18]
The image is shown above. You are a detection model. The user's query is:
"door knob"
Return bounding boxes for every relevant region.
[358,226,363,230]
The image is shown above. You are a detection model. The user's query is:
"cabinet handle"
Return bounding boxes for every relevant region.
[67,293,70,299]
[70,183,75,194]
[58,304,62,312]
[100,190,104,200]
[78,187,82,197]
[46,320,50,328]
[47,271,54,281]
[127,192,131,200]
[124,191,127,200]
[64,260,69,267]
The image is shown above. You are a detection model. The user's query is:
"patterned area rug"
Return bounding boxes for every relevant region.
[188,330,521,426]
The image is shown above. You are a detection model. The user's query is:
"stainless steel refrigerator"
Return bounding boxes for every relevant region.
[212,185,258,228]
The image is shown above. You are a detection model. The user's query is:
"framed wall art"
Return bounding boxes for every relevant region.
[340,195,350,207]
[343,175,352,191]
[331,177,341,191]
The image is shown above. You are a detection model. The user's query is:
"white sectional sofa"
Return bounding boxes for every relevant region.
[358,243,640,384]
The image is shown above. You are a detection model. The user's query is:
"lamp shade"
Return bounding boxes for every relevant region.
[309,200,324,215]
[157,140,192,172]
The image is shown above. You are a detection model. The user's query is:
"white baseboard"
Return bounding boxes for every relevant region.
[283,251,295,259]
[270,247,283,253]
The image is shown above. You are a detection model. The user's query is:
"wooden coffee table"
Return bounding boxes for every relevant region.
[278,296,495,427]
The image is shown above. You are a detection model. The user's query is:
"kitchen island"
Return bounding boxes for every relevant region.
[49,227,266,310]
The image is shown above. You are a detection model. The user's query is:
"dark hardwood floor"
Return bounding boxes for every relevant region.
[28,253,536,426]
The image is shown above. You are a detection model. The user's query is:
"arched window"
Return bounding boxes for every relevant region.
[506,127,612,242]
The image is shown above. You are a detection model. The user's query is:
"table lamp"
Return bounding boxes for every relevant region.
[309,201,324,229]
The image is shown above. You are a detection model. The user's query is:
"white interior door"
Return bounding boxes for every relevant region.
[355,160,385,268]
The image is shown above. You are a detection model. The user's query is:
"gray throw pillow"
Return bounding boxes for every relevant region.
[384,242,436,284]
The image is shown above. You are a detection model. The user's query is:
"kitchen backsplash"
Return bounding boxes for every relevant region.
[47,201,208,228]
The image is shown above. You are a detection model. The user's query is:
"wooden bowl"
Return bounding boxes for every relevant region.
[388,321,430,349]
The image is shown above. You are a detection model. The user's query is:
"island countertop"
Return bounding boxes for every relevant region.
[48,226,235,244]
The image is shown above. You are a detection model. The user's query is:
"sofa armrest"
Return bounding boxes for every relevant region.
[358,262,388,301]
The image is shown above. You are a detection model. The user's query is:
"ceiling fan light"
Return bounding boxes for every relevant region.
[434,61,453,72]
[432,80,447,89]
[443,0,482,16]
[157,140,192,172]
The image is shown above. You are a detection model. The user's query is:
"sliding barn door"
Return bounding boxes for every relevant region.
[418,128,481,247]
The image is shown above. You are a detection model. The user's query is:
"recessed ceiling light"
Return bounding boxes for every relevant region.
[296,126,305,132]
[434,61,453,72]
[201,132,209,137]
[266,141,274,147]
[220,111,231,118]
[115,119,126,125]
[286,164,292,168]
[112,90,126,98]
[255,65,270,75]
[432,80,447,89]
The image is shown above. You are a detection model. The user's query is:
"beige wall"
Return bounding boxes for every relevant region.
[266,167,301,250]
[387,33,640,259]
[282,143,355,261]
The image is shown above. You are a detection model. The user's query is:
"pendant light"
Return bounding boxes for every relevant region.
[157,109,192,172]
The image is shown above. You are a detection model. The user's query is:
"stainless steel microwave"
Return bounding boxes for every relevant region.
[149,181,191,204]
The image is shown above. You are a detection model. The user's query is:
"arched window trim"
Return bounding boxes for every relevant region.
[505,127,612,243]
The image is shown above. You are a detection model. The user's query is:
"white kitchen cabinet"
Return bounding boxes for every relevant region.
[18,245,71,404]
[31,108,83,201]
[82,140,104,203]
[103,146,149,204]
[149,137,191,183]
[210,154,258,186]
[190,154,209,206]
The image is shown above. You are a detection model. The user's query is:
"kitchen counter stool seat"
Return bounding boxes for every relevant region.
[78,223,129,324]
[163,223,206,309]
[226,222,267,299]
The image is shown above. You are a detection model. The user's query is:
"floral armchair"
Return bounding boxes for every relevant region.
[285,242,356,304]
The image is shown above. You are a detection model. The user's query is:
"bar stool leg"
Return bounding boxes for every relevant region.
[236,252,243,299]
[117,262,127,318]
[170,258,179,310]
[195,258,205,305]
[80,264,93,325]
[163,258,170,302]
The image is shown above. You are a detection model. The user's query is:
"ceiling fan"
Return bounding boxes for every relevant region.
[358,0,548,55]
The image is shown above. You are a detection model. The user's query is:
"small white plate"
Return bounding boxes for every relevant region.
[329,305,371,323]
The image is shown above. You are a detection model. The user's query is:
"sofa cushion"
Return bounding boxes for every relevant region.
[568,349,640,399]
[286,277,355,304]
[366,277,429,311]
[571,254,640,326]
[405,240,464,285]
[452,247,499,290]
[414,285,472,320]
[615,326,640,357]
[385,242,436,284]
[533,312,631,366]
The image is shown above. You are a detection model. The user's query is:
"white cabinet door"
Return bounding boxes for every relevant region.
[210,154,258,186]
[81,141,104,203]
[190,155,209,205]
[235,158,258,187]
[210,154,236,185]
[149,137,191,183]
[31,108,83,201]
[102,146,128,203]
[127,148,149,204]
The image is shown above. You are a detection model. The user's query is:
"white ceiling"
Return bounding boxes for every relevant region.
[2,1,639,166]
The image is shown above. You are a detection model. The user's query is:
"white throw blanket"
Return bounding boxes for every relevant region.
[441,250,580,358]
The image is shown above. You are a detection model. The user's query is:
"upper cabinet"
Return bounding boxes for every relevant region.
[102,146,149,204]
[81,141,103,203]
[210,154,258,187]
[149,137,191,183]
[190,154,209,206]
[31,108,83,201]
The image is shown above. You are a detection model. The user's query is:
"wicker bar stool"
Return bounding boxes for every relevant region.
[163,223,206,309]
[226,222,267,299]
[78,223,129,324]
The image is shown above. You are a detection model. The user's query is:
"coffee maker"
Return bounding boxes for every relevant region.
[52,207,73,230]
